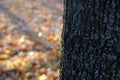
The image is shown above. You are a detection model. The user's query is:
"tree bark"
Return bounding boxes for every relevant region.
[60,0,120,80]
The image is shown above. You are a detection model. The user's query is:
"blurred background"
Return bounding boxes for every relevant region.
[0,0,62,80]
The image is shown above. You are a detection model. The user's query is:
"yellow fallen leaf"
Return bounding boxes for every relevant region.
[38,74,48,80]
[5,50,11,54]
[0,54,9,60]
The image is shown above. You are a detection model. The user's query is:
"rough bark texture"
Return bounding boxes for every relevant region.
[60,0,120,80]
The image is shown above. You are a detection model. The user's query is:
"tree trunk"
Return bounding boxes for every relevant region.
[60,0,120,80]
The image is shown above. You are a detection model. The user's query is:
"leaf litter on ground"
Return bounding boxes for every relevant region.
[0,0,62,80]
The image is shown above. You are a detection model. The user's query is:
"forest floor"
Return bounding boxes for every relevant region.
[0,0,62,80]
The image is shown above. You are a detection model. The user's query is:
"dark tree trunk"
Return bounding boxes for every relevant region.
[60,0,120,80]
